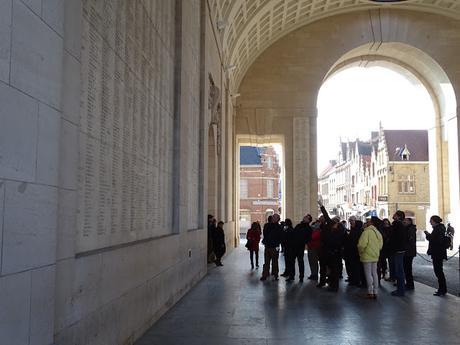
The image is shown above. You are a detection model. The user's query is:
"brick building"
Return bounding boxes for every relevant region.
[239,146,281,233]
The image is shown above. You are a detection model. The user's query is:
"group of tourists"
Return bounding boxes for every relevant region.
[245,202,452,298]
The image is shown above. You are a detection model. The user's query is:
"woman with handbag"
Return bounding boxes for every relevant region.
[246,222,262,269]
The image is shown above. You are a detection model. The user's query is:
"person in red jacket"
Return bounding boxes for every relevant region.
[246,222,262,269]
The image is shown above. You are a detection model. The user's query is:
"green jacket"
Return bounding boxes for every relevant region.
[358,225,383,262]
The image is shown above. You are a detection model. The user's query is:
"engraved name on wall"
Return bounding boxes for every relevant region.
[77,0,175,252]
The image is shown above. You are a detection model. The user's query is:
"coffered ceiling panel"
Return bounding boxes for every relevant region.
[208,0,460,89]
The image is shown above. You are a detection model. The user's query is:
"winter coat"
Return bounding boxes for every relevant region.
[343,223,363,260]
[246,228,261,251]
[262,222,282,248]
[212,226,226,257]
[379,225,392,257]
[283,225,296,250]
[389,220,408,253]
[288,222,311,251]
[308,225,321,250]
[405,224,417,258]
[358,225,383,262]
[426,223,448,260]
[319,206,344,256]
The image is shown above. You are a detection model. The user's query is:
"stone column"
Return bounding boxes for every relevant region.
[292,117,311,221]
[309,115,318,216]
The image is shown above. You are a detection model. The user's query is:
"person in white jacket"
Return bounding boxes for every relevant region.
[358,217,383,299]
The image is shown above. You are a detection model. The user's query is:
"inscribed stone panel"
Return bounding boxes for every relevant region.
[77,0,175,252]
[184,0,201,229]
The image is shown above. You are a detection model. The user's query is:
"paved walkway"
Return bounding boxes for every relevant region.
[413,252,459,296]
[136,245,460,345]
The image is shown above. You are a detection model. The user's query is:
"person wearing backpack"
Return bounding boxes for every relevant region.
[424,215,448,296]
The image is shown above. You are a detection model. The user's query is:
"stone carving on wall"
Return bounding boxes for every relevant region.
[208,74,222,155]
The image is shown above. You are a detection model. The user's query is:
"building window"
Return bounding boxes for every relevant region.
[267,179,274,198]
[240,179,248,198]
[267,157,273,170]
[398,175,416,194]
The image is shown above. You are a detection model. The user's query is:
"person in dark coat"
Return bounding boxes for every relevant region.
[282,219,295,280]
[212,221,226,266]
[343,217,363,286]
[403,218,417,290]
[378,218,392,281]
[424,215,448,296]
[316,214,329,288]
[318,202,345,292]
[260,214,282,281]
[307,220,321,280]
[286,216,311,282]
[389,211,408,296]
[246,222,262,269]
[207,215,216,263]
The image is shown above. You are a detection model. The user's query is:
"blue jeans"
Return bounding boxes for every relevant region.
[394,252,406,295]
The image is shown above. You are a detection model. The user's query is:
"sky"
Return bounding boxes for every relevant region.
[316,66,434,174]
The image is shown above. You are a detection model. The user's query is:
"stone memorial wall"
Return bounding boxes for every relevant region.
[78,0,176,252]
[184,0,201,230]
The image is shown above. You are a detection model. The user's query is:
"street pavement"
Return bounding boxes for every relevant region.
[413,243,460,296]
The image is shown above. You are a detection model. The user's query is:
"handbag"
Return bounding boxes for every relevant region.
[245,240,252,249]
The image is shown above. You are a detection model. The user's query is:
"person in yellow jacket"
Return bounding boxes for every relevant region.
[358,216,383,299]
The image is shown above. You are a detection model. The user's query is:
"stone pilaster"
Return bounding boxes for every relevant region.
[293,117,310,221]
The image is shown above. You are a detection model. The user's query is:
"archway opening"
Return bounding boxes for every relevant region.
[237,140,285,236]
[317,43,459,251]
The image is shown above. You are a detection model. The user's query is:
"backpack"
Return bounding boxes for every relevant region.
[441,234,452,249]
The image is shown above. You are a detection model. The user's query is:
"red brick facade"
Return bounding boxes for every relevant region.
[239,146,281,230]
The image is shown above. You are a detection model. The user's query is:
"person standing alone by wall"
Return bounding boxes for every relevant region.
[213,221,226,266]
[207,215,216,263]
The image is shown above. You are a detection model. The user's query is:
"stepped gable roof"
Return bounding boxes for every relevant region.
[240,146,262,165]
[383,130,428,162]
[357,141,372,156]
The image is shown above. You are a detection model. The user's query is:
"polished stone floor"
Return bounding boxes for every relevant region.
[136,245,460,345]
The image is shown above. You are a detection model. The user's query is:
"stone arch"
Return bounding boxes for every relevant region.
[320,43,458,231]
[236,9,460,228]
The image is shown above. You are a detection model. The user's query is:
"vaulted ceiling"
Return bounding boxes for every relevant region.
[208,0,460,89]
